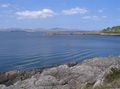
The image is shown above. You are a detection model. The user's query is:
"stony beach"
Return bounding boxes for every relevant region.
[0,56,120,89]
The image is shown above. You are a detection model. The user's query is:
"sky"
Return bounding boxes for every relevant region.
[0,0,120,31]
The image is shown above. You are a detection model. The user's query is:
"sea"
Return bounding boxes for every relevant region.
[0,32,120,71]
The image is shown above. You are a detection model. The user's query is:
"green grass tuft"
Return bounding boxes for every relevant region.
[105,67,120,82]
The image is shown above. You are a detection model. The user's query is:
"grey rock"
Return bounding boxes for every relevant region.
[0,85,6,89]
[0,57,120,89]
[67,61,77,67]
[35,75,59,86]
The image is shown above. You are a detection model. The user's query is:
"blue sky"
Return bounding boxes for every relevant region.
[0,0,120,30]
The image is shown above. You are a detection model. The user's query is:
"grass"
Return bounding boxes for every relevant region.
[78,68,120,89]
[105,67,120,83]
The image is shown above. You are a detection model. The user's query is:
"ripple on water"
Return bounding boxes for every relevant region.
[13,49,95,70]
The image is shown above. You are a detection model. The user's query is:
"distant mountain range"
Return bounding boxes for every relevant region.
[0,26,120,35]
[0,28,44,32]
[0,28,81,32]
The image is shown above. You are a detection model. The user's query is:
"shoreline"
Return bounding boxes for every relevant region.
[1,31,120,36]
[0,61,77,86]
[0,56,120,89]
[45,31,120,36]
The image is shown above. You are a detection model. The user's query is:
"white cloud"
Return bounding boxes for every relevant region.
[82,15,107,21]
[0,3,20,11]
[16,9,56,19]
[0,4,10,8]
[62,7,88,15]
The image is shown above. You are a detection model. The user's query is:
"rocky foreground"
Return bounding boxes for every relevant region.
[0,57,120,89]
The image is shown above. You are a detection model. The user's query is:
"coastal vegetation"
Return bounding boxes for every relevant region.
[102,26,120,33]
[83,67,120,89]
[105,67,120,82]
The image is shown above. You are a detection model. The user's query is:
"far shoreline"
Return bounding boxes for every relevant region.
[45,31,120,36]
[1,30,120,36]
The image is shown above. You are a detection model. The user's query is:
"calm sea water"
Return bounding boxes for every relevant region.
[0,32,120,71]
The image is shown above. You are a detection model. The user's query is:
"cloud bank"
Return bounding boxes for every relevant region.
[62,7,88,15]
[82,15,107,21]
[16,9,55,19]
